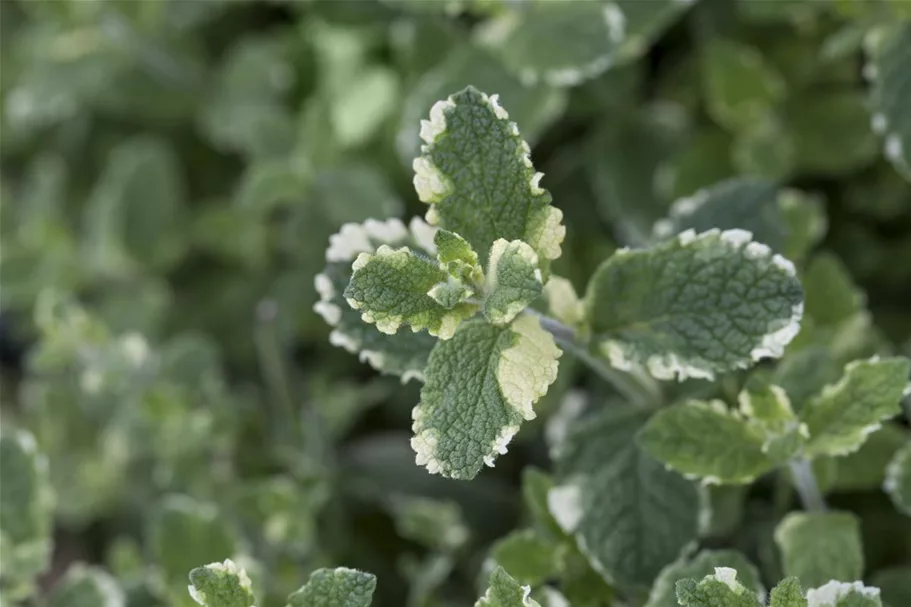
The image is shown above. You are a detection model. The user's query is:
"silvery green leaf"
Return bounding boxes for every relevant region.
[866,23,911,181]
[652,178,786,252]
[739,383,808,463]
[286,568,376,607]
[774,512,863,588]
[84,136,187,273]
[783,92,879,176]
[884,441,911,516]
[47,564,124,607]
[800,357,911,458]
[149,495,238,602]
[483,240,544,326]
[551,405,699,588]
[802,253,866,330]
[412,315,561,479]
[489,529,561,586]
[701,39,785,133]
[826,424,908,493]
[646,550,763,607]
[521,467,565,539]
[414,86,565,271]
[771,347,839,412]
[344,242,477,338]
[315,218,440,382]
[475,566,540,607]
[769,577,807,607]
[0,429,54,598]
[585,229,804,381]
[397,45,565,167]
[188,560,255,607]
[389,496,469,551]
[637,400,775,484]
[806,581,882,607]
[476,0,688,88]
[675,567,763,607]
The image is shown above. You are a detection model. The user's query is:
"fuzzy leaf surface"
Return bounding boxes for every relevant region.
[286,568,376,607]
[475,566,539,607]
[412,316,560,479]
[483,240,543,326]
[414,86,564,269]
[675,567,762,607]
[551,405,699,588]
[774,512,864,589]
[188,560,255,607]
[806,581,882,607]
[646,550,763,607]
[586,229,804,381]
[800,357,911,458]
[315,218,439,382]
[769,578,807,607]
[344,243,476,339]
[637,401,775,484]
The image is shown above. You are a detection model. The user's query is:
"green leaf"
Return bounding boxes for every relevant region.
[774,512,863,588]
[414,86,565,270]
[483,239,544,325]
[652,178,786,252]
[412,315,560,479]
[344,241,477,339]
[489,529,561,586]
[806,581,882,607]
[0,430,54,598]
[478,0,690,88]
[47,564,124,607]
[475,566,540,607]
[585,229,804,381]
[769,577,807,607]
[521,467,565,539]
[315,218,439,382]
[149,495,238,601]
[675,567,762,607]
[701,39,784,132]
[825,424,908,492]
[551,405,700,588]
[866,23,911,181]
[885,441,911,516]
[286,568,376,607]
[389,496,468,551]
[646,550,763,607]
[800,357,911,458]
[739,383,808,463]
[188,560,255,607]
[772,347,840,412]
[435,229,483,284]
[637,400,775,484]
[397,45,566,168]
[802,253,865,329]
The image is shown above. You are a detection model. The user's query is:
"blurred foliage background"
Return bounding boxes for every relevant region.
[1,0,910,606]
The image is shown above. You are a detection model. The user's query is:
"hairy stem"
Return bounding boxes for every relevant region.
[527,309,661,406]
[788,458,827,512]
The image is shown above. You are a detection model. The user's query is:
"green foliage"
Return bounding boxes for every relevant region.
[4,1,911,606]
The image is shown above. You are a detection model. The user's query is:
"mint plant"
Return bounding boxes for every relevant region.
[3,2,911,607]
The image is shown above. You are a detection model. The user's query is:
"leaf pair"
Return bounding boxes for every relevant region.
[637,356,911,485]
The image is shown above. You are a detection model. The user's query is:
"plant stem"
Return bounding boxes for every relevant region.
[788,458,827,512]
[526,309,660,406]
